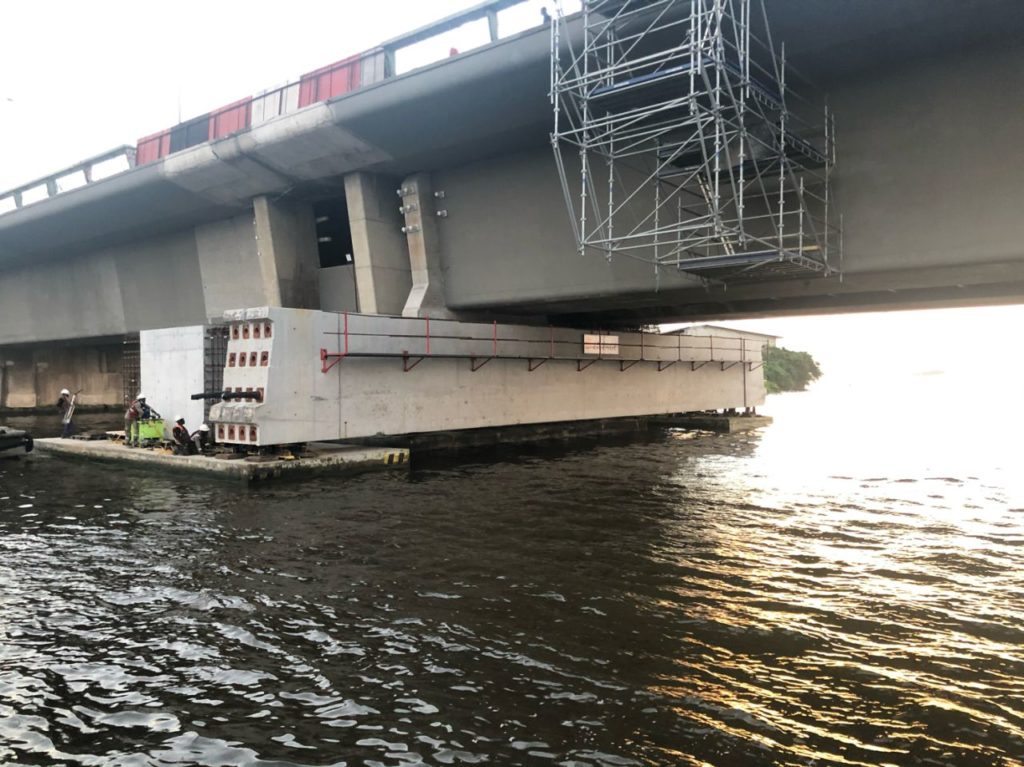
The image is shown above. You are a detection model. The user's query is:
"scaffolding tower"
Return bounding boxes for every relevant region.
[551,0,841,283]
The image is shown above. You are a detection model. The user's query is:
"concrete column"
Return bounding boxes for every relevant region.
[253,196,322,309]
[399,172,454,319]
[344,172,411,315]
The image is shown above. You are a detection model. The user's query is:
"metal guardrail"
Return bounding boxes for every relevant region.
[0,145,137,211]
[2,0,536,214]
[318,314,765,373]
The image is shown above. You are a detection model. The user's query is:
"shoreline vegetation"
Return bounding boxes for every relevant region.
[764,345,822,393]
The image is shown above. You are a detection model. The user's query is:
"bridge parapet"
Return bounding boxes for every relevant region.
[0,145,136,214]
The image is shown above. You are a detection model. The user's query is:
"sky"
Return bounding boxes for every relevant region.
[2,0,1023,378]
[0,0,567,189]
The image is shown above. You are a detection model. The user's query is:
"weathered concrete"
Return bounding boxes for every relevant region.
[0,339,124,409]
[32,437,410,483]
[345,171,411,315]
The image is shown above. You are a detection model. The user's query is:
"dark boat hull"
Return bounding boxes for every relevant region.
[0,426,34,458]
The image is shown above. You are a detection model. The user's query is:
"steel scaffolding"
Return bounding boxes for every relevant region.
[551,0,841,283]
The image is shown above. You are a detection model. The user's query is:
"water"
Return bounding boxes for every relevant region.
[2,372,1023,766]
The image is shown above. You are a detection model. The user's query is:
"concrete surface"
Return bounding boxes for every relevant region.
[32,437,409,483]
[319,265,359,313]
[140,325,205,437]
[208,308,767,446]
[345,171,411,315]
[253,196,321,310]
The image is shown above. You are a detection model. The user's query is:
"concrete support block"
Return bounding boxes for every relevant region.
[344,172,411,315]
[140,326,206,438]
[399,172,454,319]
[253,196,322,310]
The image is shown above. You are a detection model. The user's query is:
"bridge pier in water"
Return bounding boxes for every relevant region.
[0,339,125,411]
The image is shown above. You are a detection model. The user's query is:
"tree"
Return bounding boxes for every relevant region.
[763,345,822,393]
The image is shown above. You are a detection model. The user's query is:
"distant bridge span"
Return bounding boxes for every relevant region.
[0,0,1023,406]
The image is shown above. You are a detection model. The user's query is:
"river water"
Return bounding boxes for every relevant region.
[2,371,1023,767]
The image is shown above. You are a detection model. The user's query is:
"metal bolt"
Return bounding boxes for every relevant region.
[436,210,448,218]
[433,190,446,199]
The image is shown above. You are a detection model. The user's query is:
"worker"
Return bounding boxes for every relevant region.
[56,388,75,438]
[191,423,212,454]
[124,392,160,447]
[124,394,142,447]
[172,415,196,455]
[541,6,551,24]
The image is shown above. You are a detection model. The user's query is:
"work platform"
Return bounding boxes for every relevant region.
[32,438,409,483]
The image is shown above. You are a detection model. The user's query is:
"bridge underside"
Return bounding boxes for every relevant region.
[1,0,1023,365]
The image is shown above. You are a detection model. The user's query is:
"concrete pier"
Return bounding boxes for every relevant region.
[32,438,409,483]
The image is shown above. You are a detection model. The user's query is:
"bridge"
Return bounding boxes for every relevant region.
[1,0,1022,410]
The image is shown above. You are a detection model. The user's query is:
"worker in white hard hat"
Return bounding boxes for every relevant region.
[56,387,76,438]
[123,392,153,447]
[171,415,196,455]
[191,423,212,455]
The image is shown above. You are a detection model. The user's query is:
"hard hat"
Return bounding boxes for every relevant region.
[175,415,185,423]
[137,392,145,400]
[60,388,70,395]
[199,423,210,432]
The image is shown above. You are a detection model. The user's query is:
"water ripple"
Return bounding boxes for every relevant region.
[2,402,1023,766]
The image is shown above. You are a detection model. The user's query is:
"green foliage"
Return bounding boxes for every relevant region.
[763,345,822,393]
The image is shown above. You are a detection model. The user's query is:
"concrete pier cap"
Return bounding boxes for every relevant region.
[200,307,767,448]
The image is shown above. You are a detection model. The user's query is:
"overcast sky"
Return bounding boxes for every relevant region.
[2,0,1022,372]
[0,0,562,189]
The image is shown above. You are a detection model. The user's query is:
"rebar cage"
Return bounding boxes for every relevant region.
[551,0,841,284]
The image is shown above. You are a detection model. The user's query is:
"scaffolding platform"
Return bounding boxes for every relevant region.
[551,0,841,282]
